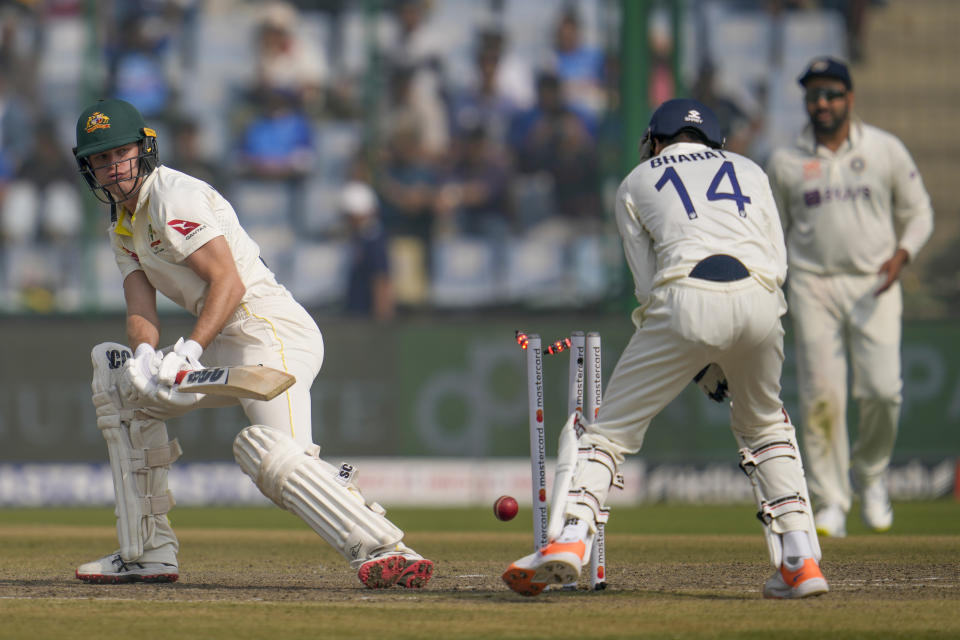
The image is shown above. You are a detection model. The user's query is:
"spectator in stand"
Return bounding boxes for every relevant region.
[340,181,395,321]
[436,124,512,241]
[510,71,601,230]
[0,71,34,177]
[382,61,449,166]
[474,26,536,111]
[691,60,763,157]
[252,1,329,116]
[12,119,83,243]
[376,124,444,268]
[447,29,522,147]
[236,88,315,182]
[550,6,607,119]
[107,14,178,122]
[167,116,227,196]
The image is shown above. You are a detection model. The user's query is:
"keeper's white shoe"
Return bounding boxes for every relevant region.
[356,545,434,589]
[502,540,586,597]
[860,480,893,532]
[814,505,847,538]
[76,552,178,584]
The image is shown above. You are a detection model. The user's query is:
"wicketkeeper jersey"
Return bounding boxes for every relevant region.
[766,120,934,276]
[109,165,287,315]
[615,142,788,305]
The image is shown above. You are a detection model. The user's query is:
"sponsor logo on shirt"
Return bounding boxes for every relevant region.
[803,160,821,180]
[121,245,140,263]
[168,219,203,240]
[803,186,871,208]
[147,224,165,253]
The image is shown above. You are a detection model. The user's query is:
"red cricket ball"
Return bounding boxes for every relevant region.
[493,495,519,521]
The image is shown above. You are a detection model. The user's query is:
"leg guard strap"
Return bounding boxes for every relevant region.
[736,436,820,567]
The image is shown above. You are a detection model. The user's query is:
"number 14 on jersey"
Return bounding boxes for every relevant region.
[655,160,752,220]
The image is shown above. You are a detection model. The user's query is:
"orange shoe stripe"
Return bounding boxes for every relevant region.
[780,558,824,586]
[542,540,586,558]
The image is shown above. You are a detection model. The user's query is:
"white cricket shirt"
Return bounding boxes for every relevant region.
[766,120,934,276]
[615,142,787,305]
[109,165,286,315]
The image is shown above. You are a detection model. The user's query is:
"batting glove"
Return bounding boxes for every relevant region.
[126,343,162,398]
[693,363,729,403]
[157,337,204,386]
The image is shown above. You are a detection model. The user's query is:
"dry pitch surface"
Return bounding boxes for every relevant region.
[1,504,958,639]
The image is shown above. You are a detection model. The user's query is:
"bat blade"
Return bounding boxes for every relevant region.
[174,365,296,401]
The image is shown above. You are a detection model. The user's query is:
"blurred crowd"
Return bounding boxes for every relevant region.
[0,0,878,316]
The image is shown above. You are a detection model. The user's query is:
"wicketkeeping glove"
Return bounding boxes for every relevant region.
[693,363,729,403]
[157,337,204,386]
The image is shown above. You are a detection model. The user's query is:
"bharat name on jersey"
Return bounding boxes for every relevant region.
[766,121,933,276]
[109,165,287,315]
[615,141,787,305]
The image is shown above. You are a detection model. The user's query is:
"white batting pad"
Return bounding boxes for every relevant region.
[233,425,404,567]
[547,411,580,541]
[91,342,181,562]
[736,433,821,567]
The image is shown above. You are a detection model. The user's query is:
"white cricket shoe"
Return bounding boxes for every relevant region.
[502,540,586,597]
[76,552,178,584]
[814,505,847,538]
[763,557,829,599]
[860,480,893,532]
[356,545,434,589]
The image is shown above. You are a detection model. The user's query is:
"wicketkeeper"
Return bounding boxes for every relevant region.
[503,99,828,599]
[71,98,433,588]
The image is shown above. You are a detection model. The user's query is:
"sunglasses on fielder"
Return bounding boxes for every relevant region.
[805,87,847,103]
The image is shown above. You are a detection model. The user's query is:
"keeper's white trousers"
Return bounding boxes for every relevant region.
[787,270,902,513]
[582,276,796,468]
[197,295,324,449]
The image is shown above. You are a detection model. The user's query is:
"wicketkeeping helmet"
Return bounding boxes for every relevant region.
[639,98,724,160]
[73,98,159,205]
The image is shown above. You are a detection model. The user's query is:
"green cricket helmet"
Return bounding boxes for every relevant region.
[73,98,159,205]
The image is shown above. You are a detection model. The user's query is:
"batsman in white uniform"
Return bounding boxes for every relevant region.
[71,98,433,588]
[767,57,934,537]
[503,99,828,599]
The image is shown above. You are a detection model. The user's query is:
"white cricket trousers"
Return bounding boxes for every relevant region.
[787,270,903,513]
[199,295,325,449]
[583,276,794,466]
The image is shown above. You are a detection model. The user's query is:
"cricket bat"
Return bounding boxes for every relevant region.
[173,365,295,401]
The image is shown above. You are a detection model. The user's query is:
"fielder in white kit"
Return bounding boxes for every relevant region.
[71,98,433,588]
[767,57,934,537]
[503,99,828,599]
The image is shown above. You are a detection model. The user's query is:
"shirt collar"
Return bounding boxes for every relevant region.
[110,167,159,237]
[796,117,863,155]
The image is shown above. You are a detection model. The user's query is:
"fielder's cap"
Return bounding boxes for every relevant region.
[74,98,151,159]
[646,98,724,148]
[340,181,378,217]
[797,56,852,89]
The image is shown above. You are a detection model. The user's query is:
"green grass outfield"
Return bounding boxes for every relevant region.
[1,502,959,639]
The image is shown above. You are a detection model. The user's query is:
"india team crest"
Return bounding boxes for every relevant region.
[850,157,865,173]
[84,112,111,133]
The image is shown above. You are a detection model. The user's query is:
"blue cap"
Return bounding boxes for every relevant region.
[797,56,852,89]
[646,98,724,148]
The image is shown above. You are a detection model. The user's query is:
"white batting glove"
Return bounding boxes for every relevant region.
[157,337,204,386]
[126,343,162,398]
[693,363,729,403]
